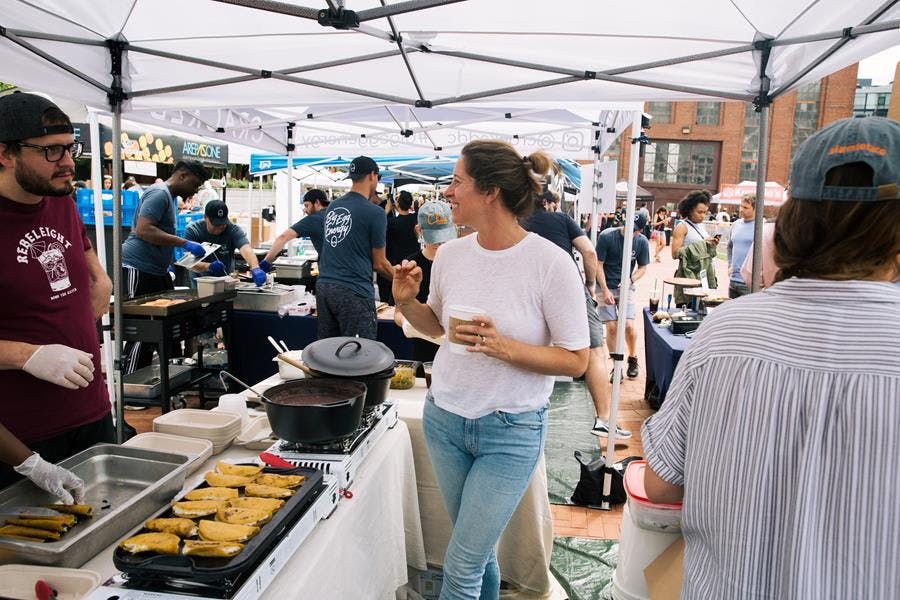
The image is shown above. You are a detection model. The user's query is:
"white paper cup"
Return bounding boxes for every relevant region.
[217,394,250,431]
[447,305,486,355]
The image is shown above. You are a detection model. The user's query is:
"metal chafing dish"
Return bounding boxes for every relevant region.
[0,444,190,567]
[233,283,296,312]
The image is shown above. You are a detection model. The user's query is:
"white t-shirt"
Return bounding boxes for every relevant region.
[427,232,589,418]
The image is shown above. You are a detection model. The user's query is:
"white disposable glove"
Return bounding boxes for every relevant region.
[13,453,85,504]
[22,344,94,389]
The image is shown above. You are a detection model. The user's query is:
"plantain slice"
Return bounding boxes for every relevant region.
[184,487,240,501]
[145,517,199,538]
[244,483,294,499]
[182,539,243,557]
[171,500,225,518]
[215,462,263,478]
[254,473,305,489]
[198,519,258,543]
[4,518,69,532]
[204,472,256,488]
[44,504,93,517]
[119,532,180,555]
[216,506,271,527]
[0,525,61,540]
[226,496,284,513]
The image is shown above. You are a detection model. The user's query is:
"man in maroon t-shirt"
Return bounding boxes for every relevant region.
[0,93,113,502]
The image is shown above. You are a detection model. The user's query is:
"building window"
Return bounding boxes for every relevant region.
[739,103,759,182]
[646,102,672,124]
[854,89,892,118]
[641,141,716,186]
[790,82,820,160]
[695,101,721,126]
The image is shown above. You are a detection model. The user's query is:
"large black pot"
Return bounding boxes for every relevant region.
[263,379,367,444]
[302,337,395,408]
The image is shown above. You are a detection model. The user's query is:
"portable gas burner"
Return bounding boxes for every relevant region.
[267,400,399,494]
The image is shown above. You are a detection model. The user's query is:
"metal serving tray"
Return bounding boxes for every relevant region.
[233,284,295,313]
[123,364,193,398]
[0,444,190,568]
[119,289,237,317]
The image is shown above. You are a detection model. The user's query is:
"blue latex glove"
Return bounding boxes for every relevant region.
[208,260,227,277]
[183,240,206,258]
[258,259,273,273]
[251,267,267,287]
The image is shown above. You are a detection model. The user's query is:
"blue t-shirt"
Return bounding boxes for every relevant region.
[289,210,326,256]
[522,210,583,255]
[122,183,177,276]
[184,219,249,275]
[318,191,387,299]
[595,227,650,289]
[729,218,754,284]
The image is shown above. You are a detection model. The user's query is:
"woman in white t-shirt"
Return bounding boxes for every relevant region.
[393,141,589,600]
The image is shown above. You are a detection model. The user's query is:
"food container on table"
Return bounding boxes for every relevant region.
[123,432,214,475]
[390,359,420,390]
[0,445,189,567]
[301,337,395,409]
[272,350,307,380]
[152,409,242,454]
[195,276,229,297]
[0,564,102,599]
[263,379,367,444]
[623,460,682,532]
[233,283,295,312]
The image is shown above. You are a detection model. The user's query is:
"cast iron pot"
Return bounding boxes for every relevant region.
[302,337,395,408]
[263,379,367,444]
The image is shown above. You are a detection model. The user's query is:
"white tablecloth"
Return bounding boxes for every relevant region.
[84,420,427,599]
[391,381,555,600]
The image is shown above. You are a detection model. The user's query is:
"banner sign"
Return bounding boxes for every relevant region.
[99,125,228,166]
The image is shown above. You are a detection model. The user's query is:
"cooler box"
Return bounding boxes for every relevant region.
[612,460,683,600]
[76,188,140,226]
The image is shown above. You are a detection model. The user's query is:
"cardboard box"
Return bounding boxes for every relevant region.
[250,216,272,247]
[644,536,684,600]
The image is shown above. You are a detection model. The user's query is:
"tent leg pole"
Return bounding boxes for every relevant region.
[285,124,295,230]
[751,104,770,292]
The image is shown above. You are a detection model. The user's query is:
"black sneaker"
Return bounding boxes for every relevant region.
[627,356,639,379]
[590,419,633,439]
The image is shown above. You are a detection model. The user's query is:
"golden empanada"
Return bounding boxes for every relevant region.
[119,532,180,554]
[215,462,263,478]
[254,473,305,489]
[226,497,284,513]
[184,487,240,501]
[216,506,271,527]
[182,539,243,557]
[198,519,258,543]
[244,483,294,498]
[171,500,225,518]
[204,472,256,488]
[145,517,199,538]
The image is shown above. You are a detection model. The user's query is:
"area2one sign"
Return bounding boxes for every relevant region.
[181,141,224,163]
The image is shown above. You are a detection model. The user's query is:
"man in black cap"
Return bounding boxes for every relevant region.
[316,156,394,339]
[0,92,114,500]
[183,200,266,286]
[121,159,211,373]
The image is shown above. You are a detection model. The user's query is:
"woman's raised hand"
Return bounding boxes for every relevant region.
[392,260,423,306]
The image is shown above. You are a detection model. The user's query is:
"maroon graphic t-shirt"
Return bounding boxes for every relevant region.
[0,194,110,444]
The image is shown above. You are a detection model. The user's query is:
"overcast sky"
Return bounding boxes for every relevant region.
[858,46,899,84]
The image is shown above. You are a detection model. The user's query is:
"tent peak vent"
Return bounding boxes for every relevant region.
[261,70,272,78]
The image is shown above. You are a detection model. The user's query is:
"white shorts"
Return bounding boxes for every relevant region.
[597,286,637,322]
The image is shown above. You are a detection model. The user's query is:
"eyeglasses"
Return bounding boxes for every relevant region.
[16,141,84,162]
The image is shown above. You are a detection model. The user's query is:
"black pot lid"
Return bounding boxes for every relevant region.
[302,336,395,377]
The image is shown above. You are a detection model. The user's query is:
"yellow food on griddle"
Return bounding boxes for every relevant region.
[198,519,258,543]
[215,462,263,478]
[244,483,295,499]
[0,524,61,540]
[171,500,225,518]
[119,532,180,554]
[145,517,199,538]
[216,506,271,527]
[184,487,240,501]
[44,504,93,517]
[226,496,284,513]
[203,472,256,488]
[4,518,69,532]
[182,539,243,557]
[254,473,305,489]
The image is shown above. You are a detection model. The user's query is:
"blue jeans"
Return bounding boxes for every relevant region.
[423,395,548,600]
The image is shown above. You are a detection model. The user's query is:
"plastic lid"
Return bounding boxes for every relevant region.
[623,460,683,508]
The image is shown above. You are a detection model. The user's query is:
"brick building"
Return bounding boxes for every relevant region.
[605,64,860,206]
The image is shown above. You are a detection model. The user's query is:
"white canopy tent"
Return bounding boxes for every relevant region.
[1,1,896,492]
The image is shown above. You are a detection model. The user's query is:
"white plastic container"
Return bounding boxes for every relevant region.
[152,408,241,454]
[195,276,228,297]
[612,505,682,600]
[623,461,683,533]
[0,564,102,599]
[272,350,306,379]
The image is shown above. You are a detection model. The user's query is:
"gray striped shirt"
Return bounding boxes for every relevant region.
[642,278,900,599]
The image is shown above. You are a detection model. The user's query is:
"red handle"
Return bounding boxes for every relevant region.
[35,580,56,600]
[258,452,294,469]
[340,488,353,499]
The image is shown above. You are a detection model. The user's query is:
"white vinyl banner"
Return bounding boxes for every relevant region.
[579,160,617,215]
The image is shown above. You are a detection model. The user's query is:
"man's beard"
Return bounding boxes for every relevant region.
[15,160,74,197]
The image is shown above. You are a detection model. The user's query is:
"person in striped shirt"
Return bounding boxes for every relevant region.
[641,116,900,599]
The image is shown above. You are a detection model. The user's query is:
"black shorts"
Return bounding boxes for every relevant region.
[315,281,378,340]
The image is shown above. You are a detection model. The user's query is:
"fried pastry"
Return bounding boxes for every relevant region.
[171,500,225,518]
[182,539,243,557]
[244,483,294,498]
[19,513,76,526]
[216,506,272,527]
[226,496,284,513]
[44,504,93,517]
[4,518,69,532]
[119,532,180,554]
[184,487,240,501]
[198,519,258,543]
[145,517,199,538]
[204,472,256,488]
[215,462,263,478]
[254,473,305,489]
[0,524,61,541]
